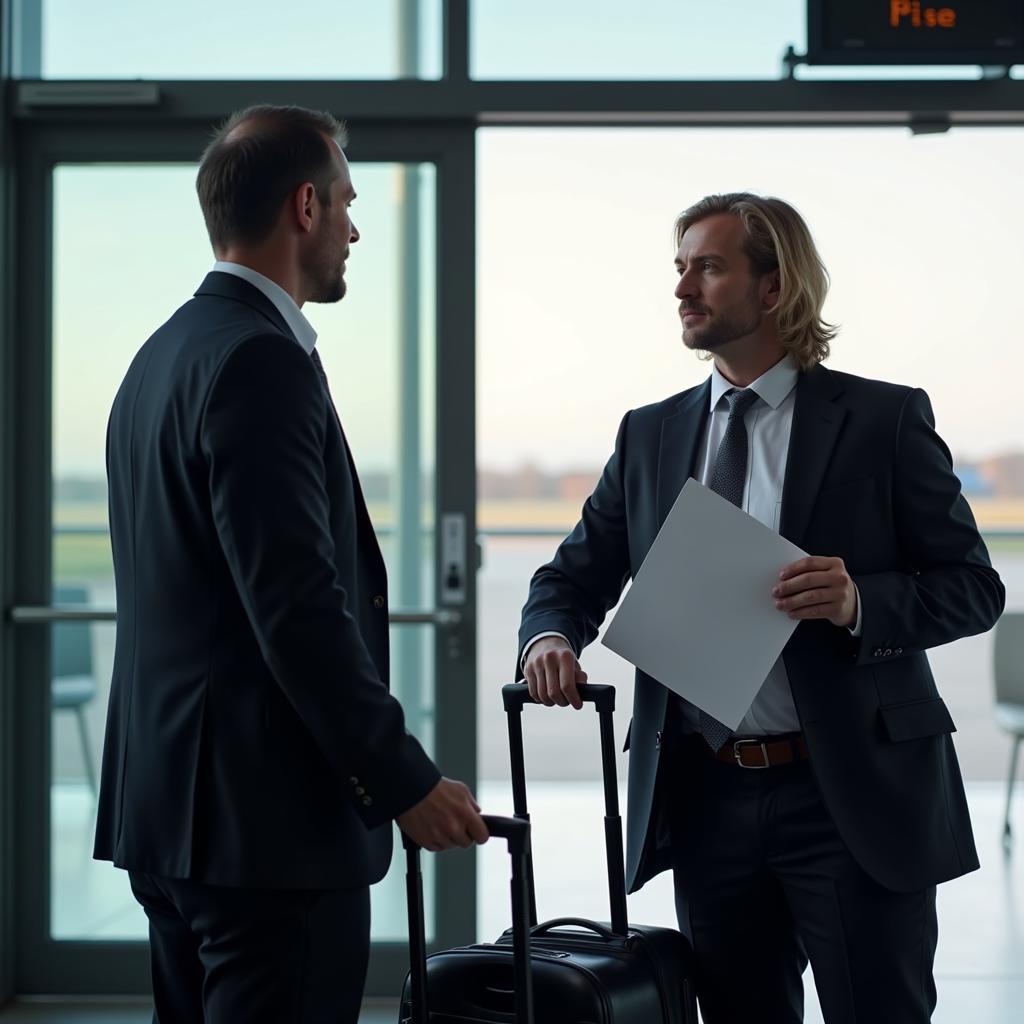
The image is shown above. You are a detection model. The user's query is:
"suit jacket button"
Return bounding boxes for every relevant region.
[349,777,359,786]
[655,731,662,749]
[873,648,883,658]
[355,786,366,796]
[895,647,903,655]
[884,649,892,657]
[373,595,385,610]
[362,796,373,806]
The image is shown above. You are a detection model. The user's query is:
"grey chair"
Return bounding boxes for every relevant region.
[51,585,98,798]
[994,612,1024,844]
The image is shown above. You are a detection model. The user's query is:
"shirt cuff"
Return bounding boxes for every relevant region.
[848,584,863,637]
[521,631,572,672]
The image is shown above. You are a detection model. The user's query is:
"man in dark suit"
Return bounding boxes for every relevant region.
[519,193,1004,1022]
[95,105,488,1024]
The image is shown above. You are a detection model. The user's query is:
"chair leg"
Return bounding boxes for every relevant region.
[74,706,98,799]
[1004,735,1021,846]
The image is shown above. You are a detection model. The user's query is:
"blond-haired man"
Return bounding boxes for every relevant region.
[518,193,1003,1022]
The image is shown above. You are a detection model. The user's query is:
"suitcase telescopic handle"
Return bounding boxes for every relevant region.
[402,816,535,1024]
[501,681,630,938]
[502,680,616,714]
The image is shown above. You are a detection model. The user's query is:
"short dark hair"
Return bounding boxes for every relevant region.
[196,105,348,251]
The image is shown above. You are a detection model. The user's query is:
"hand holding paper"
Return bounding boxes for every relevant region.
[601,479,806,729]
[774,555,859,628]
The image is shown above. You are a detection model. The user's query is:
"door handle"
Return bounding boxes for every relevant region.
[9,606,462,627]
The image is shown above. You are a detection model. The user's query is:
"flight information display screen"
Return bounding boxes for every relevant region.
[807,0,1024,64]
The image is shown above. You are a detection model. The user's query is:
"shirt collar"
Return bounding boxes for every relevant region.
[709,353,799,412]
[212,261,318,355]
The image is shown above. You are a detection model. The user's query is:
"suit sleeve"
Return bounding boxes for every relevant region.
[853,388,1005,665]
[516,411,633,677]
[201,334,440,827]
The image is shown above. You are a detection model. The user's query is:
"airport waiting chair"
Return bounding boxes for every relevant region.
[51,585,98,798]
[994,612,1024,845]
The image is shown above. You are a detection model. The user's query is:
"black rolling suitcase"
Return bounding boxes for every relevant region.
[398,682,698,1023]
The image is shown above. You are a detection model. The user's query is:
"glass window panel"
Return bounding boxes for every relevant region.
[51,160,437,941]
[472,0,806,80]
[18,0,441,79]
[475,126,1024,960]
[471,0,1020,80]
[50,619,129,939]
[475,125,1023,839]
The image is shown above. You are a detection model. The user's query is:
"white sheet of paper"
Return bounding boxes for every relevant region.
[601,478,807,729]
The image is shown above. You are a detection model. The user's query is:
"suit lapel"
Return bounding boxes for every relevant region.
[657,380,711,526]
[779,364,847,548]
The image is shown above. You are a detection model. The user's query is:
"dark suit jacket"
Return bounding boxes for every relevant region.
[518,364,1004,895]
[95,271,439,889]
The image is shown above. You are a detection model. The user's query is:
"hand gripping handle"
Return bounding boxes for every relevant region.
[502,680,616,714]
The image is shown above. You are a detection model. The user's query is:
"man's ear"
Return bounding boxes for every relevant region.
[291,183,317,234]
[762,269,782,312]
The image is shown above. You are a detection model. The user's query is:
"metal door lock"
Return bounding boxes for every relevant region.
[440,512,467,605]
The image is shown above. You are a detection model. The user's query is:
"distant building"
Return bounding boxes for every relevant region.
[558,471,599,502]
[954,464,993,497]
[978,453,1024,497]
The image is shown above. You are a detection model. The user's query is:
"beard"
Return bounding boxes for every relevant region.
[682,291,762,354]
[303,222,347,304]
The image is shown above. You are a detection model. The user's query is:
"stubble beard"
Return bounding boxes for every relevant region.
[304,224,347,305]
[682,292,762,354]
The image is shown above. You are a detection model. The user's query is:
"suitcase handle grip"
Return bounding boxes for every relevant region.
[503,680,615,714]
[400,814,530,857]
[530,917,621,942]
[480,814,531,856]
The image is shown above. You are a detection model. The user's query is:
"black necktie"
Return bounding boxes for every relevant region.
[698,387,760,751]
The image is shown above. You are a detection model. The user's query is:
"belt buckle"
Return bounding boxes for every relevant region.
[733,738,770,769]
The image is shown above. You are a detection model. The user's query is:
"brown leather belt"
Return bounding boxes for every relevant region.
[706,734,809,769]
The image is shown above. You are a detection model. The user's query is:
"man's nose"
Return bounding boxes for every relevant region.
[350,221,360,243]
[675,274,696,300]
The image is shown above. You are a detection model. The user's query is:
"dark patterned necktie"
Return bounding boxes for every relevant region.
[698,387,760,751]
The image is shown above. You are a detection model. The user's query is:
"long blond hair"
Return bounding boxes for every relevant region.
[674,193,837,369]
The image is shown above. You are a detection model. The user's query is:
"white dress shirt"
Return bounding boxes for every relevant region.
[525,353,861,736]
[212,261,318,355]
[682,354,801,733]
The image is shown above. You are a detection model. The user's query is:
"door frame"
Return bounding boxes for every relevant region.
[5,118,477,997]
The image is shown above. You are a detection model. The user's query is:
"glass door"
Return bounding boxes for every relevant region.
[9,123,477,996]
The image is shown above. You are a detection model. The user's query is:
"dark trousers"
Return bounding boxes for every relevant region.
[668,736,938,1024]
[129,872,371,1024]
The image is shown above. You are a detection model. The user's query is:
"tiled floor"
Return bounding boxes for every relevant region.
[14,780,1024,1022]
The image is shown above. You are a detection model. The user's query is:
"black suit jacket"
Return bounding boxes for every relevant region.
[518,364,1004,894]
[95,272,440,889]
